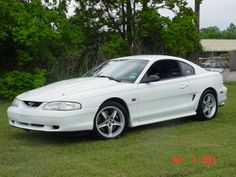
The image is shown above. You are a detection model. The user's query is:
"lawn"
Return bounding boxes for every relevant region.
[0,83,235,177]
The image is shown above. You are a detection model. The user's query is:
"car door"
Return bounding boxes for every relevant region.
[137,59,194,124]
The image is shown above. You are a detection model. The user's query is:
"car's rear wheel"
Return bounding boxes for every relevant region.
[197,90,218,120]
[93,101,128,139]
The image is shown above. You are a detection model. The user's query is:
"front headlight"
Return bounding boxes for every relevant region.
[12,98,20,107]
[43,101,82,111]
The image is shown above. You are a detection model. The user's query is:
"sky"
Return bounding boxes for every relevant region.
[187,0,236,29]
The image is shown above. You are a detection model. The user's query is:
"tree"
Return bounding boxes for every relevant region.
[136,9,169,54]
[0,0,203,100]
[164,8,201,58]
[200,26,223,39]
[0,0,85,79]
[200,23,236,39]
[223,23,236,39]
[72,0,198,57]
[0,0,87,99]
[194,0,201,32]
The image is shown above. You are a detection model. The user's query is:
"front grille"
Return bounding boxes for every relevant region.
[23,101,42,107]
[17,121,44,128]
[10,120,60,130]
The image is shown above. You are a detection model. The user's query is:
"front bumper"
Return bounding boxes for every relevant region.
[7,102,98,132]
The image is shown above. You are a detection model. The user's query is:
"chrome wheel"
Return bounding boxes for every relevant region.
[202,93,217,119]
[95,106,125,138]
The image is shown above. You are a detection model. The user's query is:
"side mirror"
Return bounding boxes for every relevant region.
[142,75,160,83]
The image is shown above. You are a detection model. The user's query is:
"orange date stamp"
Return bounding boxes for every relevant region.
[171,155,217,165]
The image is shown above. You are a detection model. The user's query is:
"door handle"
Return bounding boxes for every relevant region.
[179,85,188,89]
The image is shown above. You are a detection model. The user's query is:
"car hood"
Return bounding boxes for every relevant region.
[17,77,124,102]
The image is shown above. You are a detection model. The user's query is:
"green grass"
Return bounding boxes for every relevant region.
[0,83,236,177]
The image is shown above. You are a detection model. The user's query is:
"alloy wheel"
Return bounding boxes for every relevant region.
[95,106,125,138]
[202,93,217,119]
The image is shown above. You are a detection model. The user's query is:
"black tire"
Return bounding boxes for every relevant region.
[93,101,128,140]
[196,89,218,120]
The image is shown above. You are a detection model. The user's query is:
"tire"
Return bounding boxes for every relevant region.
[196,89,218,120]
[93,101,128,139]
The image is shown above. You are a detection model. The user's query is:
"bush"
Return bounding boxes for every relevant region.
[0,69,46,100]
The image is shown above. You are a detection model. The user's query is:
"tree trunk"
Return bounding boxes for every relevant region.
[195,0,200,32]
[142,0,148,9]
[121,2,126,38]
[126,0,132,46]
[195,0,201,64]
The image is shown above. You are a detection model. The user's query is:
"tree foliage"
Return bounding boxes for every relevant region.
[200,23,236,39]
[164,9,201,56]
[0,0,84,76]
[0,0,202,100]
[71,0,199,57]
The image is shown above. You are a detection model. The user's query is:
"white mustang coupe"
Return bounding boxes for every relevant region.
[8,55,227,139]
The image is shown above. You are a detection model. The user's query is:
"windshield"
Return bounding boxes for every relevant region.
[84,59,148,83]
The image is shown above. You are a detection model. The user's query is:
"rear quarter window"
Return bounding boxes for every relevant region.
[179,61,195,76]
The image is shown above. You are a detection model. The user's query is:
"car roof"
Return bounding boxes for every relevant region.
[112,55,184,62]
[111,55,207,75]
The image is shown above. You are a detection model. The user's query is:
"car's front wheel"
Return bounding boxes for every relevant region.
[93,101,128,139]
[197,90,218,120]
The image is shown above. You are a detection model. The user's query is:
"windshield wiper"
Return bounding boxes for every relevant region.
[97,75,121,82]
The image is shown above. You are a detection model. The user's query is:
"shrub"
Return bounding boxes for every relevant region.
[0,69,46,100]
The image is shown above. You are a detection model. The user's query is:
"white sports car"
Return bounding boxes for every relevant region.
[7,55,227,139]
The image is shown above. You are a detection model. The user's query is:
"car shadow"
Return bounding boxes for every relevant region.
[10,130,94,145]
[10,116,199,144]
[128,116,199,133]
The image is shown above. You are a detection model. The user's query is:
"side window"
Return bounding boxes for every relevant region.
[143,60,182,81]
[179,61,195,76]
